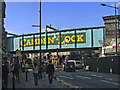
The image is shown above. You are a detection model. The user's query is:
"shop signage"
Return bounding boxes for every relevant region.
[20,33,86,47]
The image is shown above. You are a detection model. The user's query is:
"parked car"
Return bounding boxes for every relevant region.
[66,60,82,69]
[64,62,76,72]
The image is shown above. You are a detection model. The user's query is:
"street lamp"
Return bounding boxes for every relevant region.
[40,0,42,64]
[32,0,41,64]
[101,3,118,55]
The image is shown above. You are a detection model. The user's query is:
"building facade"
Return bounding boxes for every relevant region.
[102,15,120,54]
[0,0,6,89]
[1,1,7,57]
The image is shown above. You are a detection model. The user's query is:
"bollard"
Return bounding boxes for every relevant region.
[18,73,20,83]
[97,67,99,72]
[26,71,28,82]
[12,76,15,90]
[110,67,112,75]
[88,66,89,72]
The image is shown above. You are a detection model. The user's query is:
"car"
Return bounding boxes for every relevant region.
[66,60,82,69]
[64,62,76,72]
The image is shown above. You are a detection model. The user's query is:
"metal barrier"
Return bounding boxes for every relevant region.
[85,56,120,75]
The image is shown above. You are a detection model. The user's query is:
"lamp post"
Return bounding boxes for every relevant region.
[101,3,118,55]
[40,0,41,64]
[32,0,41,64]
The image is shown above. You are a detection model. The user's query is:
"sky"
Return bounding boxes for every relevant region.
[5,2,119,35]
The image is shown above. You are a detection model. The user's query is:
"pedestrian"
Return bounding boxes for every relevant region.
[2,62,9,89]
[40,61,47,85]
[46,60,55,84]
[85,65,89,71]
[21,62,25,72]
[33,62,39,86]
[11,62,20,82]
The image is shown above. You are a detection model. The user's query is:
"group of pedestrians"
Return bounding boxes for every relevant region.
[2,57,21,90]
[2,57,9,90]
[2,57,55,89]
[32,60,55,86]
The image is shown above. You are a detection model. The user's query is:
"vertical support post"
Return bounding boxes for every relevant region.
[39,0,42,64]
[59,31,61,49]
[22,34,24,51]
[45,25,48,49]
[33,35,35,50]
[91,29,93,47]
[115,3,117,55]
[75,30,77,48]
[26,71,28,82]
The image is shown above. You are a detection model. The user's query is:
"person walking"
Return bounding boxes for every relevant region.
[40,61,47,85]
[2,62,9,90]
[33,62,39,86]
[46,60,55,84]
[11,62,20,82]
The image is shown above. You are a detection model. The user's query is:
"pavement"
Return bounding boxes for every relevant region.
[7,69,120,90]
[7,70,71,90]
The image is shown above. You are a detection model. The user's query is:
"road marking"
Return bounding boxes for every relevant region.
[101,80,120,86]
[75,75,91,79]
[83,77,92,79]
[105,78,112,81]
[91,74,103,78]
[91,74,97,77]
[59,76,73,79]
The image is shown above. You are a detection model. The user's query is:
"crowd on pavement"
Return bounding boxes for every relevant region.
[2,57,56,90]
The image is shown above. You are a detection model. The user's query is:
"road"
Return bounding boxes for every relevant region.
[7,68,120,90]
[55,69,120,89]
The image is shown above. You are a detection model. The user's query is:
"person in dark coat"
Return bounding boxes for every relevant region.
[11,62,20,82]
[46,60,55,84]
[40,61,47,85]
[33,62,39,86]
[2,63,9,89]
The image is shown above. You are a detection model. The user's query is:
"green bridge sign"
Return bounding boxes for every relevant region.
[7,26,105,52]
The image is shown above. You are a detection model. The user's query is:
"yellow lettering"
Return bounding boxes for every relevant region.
[64,36,71,42]
[41,38,43,44]
[58,35,62,44]
[42,38,45,44]
[37,38,40,45]
[48,37,54,44]
[77,35,84,42]
[26,39,33,46]
[31,39,33,45]
[20,39,27,47]
[35,38,38,45]
[71,35,75,42]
